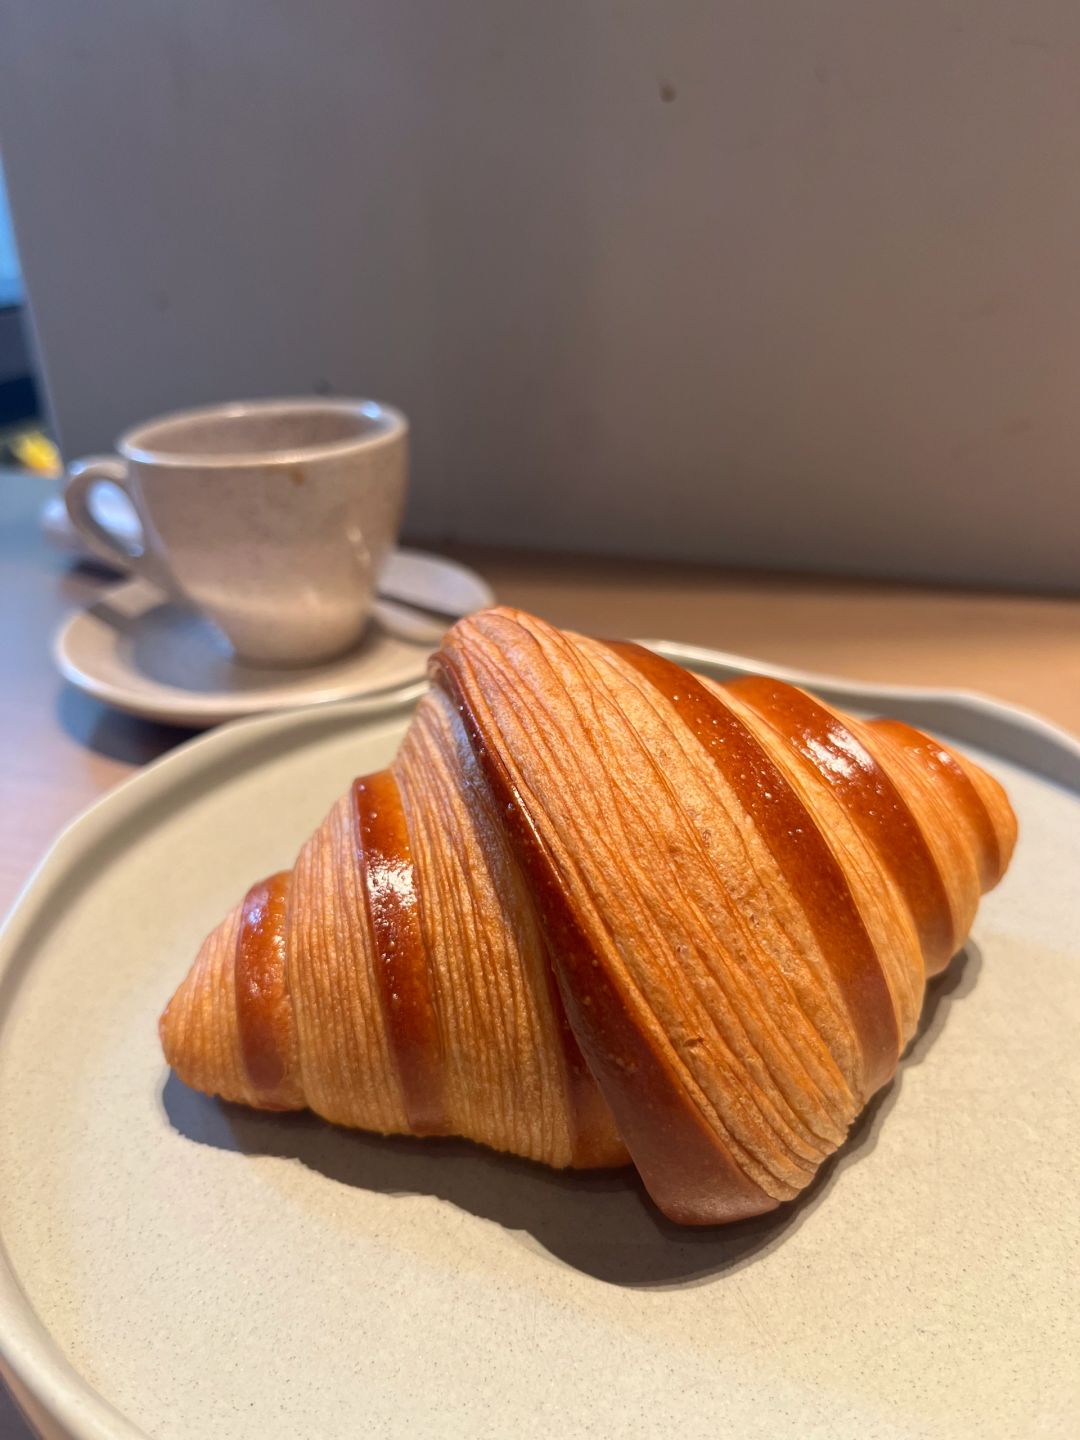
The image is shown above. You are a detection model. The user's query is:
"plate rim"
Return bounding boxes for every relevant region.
[2,647,1079,1439]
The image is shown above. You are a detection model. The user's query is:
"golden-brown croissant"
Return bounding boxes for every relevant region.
[161,607,1016,1224]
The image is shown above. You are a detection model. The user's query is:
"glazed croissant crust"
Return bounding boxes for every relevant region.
[161,608,1016,1224]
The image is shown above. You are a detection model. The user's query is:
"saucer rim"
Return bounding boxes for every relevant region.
[53,580,437,728]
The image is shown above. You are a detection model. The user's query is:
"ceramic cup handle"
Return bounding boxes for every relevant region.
[63,456,175,593]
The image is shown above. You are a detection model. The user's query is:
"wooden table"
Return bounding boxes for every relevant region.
[1,467,1079,1434]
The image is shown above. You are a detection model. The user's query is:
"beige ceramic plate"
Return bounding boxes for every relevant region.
[1,652,1078,1440]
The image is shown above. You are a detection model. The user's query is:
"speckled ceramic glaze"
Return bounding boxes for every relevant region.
[64,398,408,665]
[0,651,1078,1440]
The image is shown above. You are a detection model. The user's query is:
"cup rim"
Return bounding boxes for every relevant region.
[118,397,408,468]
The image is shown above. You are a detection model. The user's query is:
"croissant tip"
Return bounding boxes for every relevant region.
[655,1189,784,1227]
[157,996,176,1064]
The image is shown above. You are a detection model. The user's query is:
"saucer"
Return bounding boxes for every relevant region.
[53,576,489,728]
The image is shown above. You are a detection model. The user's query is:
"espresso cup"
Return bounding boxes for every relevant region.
[64,397,408,666]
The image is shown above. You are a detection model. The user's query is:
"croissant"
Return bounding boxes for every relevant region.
[161,607,1016,1224]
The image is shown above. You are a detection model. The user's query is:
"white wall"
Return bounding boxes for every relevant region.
[2,1,1077,588]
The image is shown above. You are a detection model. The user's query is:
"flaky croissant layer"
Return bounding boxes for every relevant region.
[161,608,1016,1224]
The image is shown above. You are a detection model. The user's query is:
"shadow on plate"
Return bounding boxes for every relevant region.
[162,942,981,1289]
